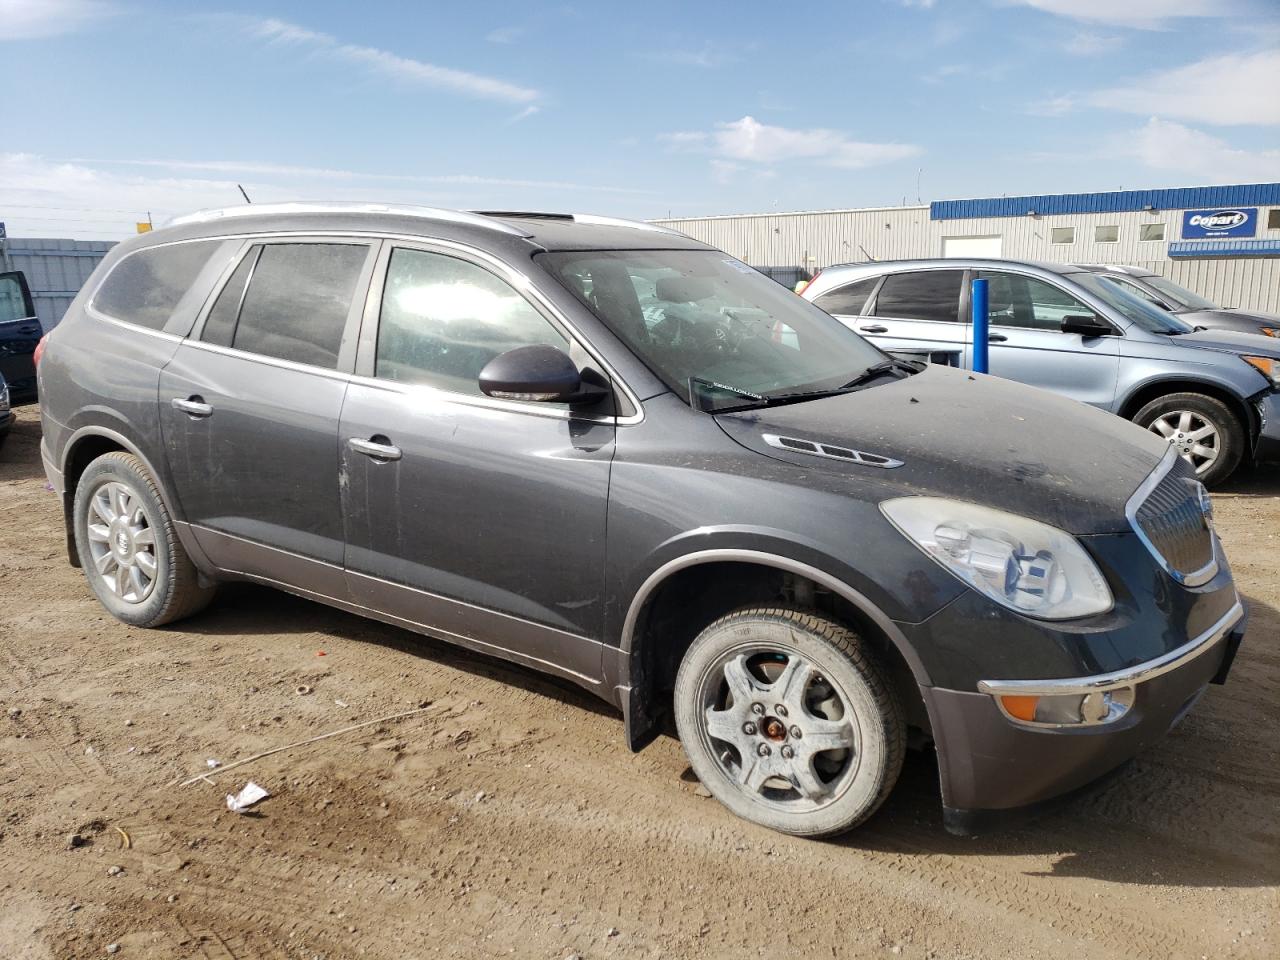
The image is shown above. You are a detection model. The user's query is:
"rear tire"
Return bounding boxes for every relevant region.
[674,606,905,838]
[1133,392,1245,487]
[73,452,215,627]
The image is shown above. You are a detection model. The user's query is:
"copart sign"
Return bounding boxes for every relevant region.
[1181,208,1257,240]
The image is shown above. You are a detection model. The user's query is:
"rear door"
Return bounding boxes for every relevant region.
[0,271,40,399]
[967,269,1121,408]
[814,270,968,363]
[158,238,378,594]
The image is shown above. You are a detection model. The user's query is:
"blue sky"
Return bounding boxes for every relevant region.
[2,0,1278,239]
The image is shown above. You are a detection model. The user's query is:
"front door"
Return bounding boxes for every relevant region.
[967,270,1121,409]
[339,243,614,684]
[158,239,377,593]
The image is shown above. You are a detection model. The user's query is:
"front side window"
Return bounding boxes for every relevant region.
[1095,225,1119,243]
[978,271,1092,331]
[538,249,886,409]
[376,248,570,398]
[217,243,368,369]
[874,270,964,324]
[1050,226,1075,244]
[93,241,217,330]
[1108,276,1168,308]
[812,277,878,316]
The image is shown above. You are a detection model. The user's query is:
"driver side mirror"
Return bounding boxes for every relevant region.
[1060,314,1114,338]
[478,344,607,405]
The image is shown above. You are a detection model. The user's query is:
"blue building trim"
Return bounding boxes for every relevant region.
[1168,239,1280,258]
[930,183,1280,221]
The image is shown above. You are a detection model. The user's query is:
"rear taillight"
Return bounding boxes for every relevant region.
[33,333,48,367]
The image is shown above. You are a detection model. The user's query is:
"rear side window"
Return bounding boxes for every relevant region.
[215,244,368,369]
[812,277,878,316]
[874,270,963,324]
[93,241,217,330]
[375,247,570,398]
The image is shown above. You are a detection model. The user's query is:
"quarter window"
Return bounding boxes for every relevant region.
[376,248,570,398]
[1095,225,1119,243]
[978,271,1093,332]
[874,270,964,324]
[812,277,878,316]
[1139,223,1166,242]
[1050,227,1075,244]
[93,241,218,330]
[223,244,368,369]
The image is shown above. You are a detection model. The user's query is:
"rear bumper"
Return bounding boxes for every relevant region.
[923,600,1246,834]
[1254,391,1280,463]
[41,435,64,495]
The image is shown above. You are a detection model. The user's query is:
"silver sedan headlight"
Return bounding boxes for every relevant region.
[881,498,1113,620]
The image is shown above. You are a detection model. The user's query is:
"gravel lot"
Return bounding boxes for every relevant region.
[2,403,1277,960]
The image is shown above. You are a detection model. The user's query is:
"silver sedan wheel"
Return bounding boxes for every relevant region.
[85,481,158,604]
[696,648,860,813]
[1148,410,1220,475]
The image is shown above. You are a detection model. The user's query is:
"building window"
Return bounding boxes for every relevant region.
[1268,209,1280,230]
[1095,225,1119,243]
[1050,226,1075,244]
[1139,223,1166,242]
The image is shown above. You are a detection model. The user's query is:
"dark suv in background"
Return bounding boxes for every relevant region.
[38,204,1246,837]
[1,269,41,403]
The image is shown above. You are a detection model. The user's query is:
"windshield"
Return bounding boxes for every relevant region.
[1142,275,1218,311]
[537,250,889,409]
[1074,273,1194,335]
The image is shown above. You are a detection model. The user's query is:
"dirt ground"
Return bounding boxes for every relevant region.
[1,403,1277,960]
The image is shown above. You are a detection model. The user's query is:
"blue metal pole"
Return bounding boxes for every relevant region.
[971,277,989,374]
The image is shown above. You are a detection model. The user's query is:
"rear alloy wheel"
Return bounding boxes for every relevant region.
[74,451,216,627]
[1133,392,1245,487]
[674,607,904,837]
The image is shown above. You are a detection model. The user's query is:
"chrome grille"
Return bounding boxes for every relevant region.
[1129,452,1216,585]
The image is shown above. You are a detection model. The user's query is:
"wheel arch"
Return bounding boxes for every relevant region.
[617,549,932,752]
[1118,376,1257,440]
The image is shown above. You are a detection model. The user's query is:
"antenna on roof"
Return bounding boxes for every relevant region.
[237,184,252,204]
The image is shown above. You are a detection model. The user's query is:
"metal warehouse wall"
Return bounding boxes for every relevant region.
[0,238,115,331]
[653,207,1280,315]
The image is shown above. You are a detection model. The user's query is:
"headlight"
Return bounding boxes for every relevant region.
[1242,355,1280,386]
[881,498,1113,620]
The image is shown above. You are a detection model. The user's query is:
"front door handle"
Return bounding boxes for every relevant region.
[987,333,1009,342]
[348,436,402,462]
[859,324,889,334]
[171,397,213,418]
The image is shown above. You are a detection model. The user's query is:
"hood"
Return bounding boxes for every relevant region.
[1173,327,1280,360]
[1177,307,1280,333]
[714,365,1167,535]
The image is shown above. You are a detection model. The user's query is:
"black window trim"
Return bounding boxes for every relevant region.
[186,235,381,376]
[350,236,644,426]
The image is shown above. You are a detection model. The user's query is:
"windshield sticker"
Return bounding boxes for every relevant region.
[722,258,756,274]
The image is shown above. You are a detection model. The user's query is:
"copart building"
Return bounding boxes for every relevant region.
[652,182,1280,314]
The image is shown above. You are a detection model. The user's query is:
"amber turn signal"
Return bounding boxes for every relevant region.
[999,695,1040,721]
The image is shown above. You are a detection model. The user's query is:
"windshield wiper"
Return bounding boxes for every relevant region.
[839,358,917,389]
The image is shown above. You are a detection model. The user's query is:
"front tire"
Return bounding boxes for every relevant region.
[73,451,215,627]
[674,607,905,838]
[1133,392,1245,486]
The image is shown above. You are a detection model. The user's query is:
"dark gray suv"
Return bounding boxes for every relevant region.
[38,204,1246,837]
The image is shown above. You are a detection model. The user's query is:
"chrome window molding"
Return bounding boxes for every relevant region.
[86,308,184,342]
[1125,445,1220,587]
[978,598,1242,697]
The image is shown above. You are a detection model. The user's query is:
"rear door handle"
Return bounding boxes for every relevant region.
[171,397,213,418]
[987,333,1008,342]
[348,437,402,462]
[859,324,889,334]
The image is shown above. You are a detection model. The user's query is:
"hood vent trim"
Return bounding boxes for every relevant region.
[762,433,903,469]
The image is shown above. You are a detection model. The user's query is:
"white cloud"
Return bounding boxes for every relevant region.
[485,25,524,44]
[898,1,937,8]
[0,0,115,39]
[0,154,657,239]
[1089,50,1280,125]
[1063,31,1122,55]
[661,116,921,169]
[1114,118,1280,182]
[246,17,540,104]
[1027,95,1077,116]
[1006,0,1235,28]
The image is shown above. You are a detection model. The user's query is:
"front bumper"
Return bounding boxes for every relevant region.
[922,599,1246,835]
[1254,391,1280,463]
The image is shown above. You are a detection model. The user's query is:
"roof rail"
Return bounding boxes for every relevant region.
[573,213,686,235]
[165,202,532,237]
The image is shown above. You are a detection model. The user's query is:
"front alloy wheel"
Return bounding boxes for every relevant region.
[675,607,904,837]
[1146,409,1220,476]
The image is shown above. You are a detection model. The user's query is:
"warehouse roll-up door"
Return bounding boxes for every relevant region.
[942,235,1002,258]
